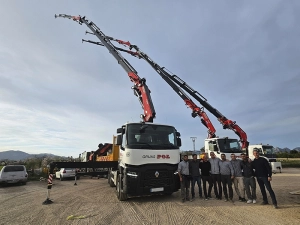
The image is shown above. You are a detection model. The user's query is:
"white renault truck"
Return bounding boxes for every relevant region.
[248,144,282,173]
[204,137,243,159]
[109,122,181,201]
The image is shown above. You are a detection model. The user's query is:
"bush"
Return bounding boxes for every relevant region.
[279,160,300,168]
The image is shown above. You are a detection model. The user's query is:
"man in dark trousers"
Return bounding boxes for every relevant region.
[241,153,257,204]
[219,154,234,202]
[200,155,213,200]
[189,154,203,201]
[178,155,190,203]
[252,149,278,208]
[209,152,222,200]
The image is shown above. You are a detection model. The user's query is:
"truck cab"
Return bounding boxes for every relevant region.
[248,144,277,162]
[109,122,181,200]
[248,144,282,173]
[205,137,243,159]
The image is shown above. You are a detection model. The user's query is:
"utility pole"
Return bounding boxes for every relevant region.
[190,137,197,151]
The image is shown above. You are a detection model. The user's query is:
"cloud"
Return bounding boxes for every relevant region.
[0,0,300,158]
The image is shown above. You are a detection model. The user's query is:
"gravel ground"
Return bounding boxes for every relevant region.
[0,168,299,225]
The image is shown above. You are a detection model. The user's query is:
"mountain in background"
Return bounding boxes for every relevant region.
[0,150,60,161]
[273,147,300,153]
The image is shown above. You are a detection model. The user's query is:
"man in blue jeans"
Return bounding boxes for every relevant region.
[189,154,202,201]
[252,149,278,209]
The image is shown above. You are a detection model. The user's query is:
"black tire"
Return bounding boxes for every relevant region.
[109,172,115,187]
[116,174,128,201]
[60,175,63,181]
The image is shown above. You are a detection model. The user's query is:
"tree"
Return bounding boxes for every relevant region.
[290,150,298,154]
[200,147,205,153]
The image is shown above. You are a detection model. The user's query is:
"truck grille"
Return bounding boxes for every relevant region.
[142,170,172,187]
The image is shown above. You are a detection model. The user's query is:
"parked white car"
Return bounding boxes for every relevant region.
[55,168,77,181]
[0,165,28,185]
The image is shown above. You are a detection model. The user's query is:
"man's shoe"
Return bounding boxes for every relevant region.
[205,198,208,201]
[261,201,269,205]
[199,195,203,199]
[239,196,243,202]
[224,198,228,202]
[190,197,195,202]
[230,198,234,203]
[247,199,253,204]
[273,204,278,209]
[242,198,247,202]
[186,198,190,201]
[252,199,256,204]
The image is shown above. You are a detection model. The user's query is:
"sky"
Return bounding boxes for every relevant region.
[0,0,299,157]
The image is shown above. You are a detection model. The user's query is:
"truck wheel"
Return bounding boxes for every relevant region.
[108,172,115,187]
[60,175,63,181]
[116,174,128,201]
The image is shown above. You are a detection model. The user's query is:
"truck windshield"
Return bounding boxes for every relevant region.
[262,146,276,158]
[126,124,179,150]
[217,139,242,153]
[262,146,274,154]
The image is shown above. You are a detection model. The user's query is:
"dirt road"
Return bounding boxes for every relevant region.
[0,168,299,225]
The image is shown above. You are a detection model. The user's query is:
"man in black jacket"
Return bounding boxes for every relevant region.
[200,155,213,200]
[252,149,278,208]
[241,153,256,204]
[189,154,203,201]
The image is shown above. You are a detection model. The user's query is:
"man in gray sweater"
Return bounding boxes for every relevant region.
[219,154,234,202]
[209,152,222,200]
[231,154,246,202]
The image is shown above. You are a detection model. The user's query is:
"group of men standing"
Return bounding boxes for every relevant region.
[177,149,278,209]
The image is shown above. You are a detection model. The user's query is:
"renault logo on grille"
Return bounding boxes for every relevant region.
[155,171,159,178]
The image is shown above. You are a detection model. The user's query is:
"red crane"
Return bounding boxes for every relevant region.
[54,14,155,122]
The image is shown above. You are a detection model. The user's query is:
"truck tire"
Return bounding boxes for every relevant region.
[60,175,63,181]
[116,174,128,201]
[108,172,115,187]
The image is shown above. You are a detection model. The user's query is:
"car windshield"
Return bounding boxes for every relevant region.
[217,139,242,153]
[126,124,179,150]
[3,166,25,172]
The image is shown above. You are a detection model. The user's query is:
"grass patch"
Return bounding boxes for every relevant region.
[0,165,3,171]
[277,159,300,168]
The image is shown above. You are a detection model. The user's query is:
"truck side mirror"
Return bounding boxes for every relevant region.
[116,134,122,145]
[177,138,182,147]
[176,132,181,137]
[116,127,124,134]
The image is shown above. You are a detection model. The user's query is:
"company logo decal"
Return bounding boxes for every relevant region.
[155,171,159,178]
[157,154,170,159]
